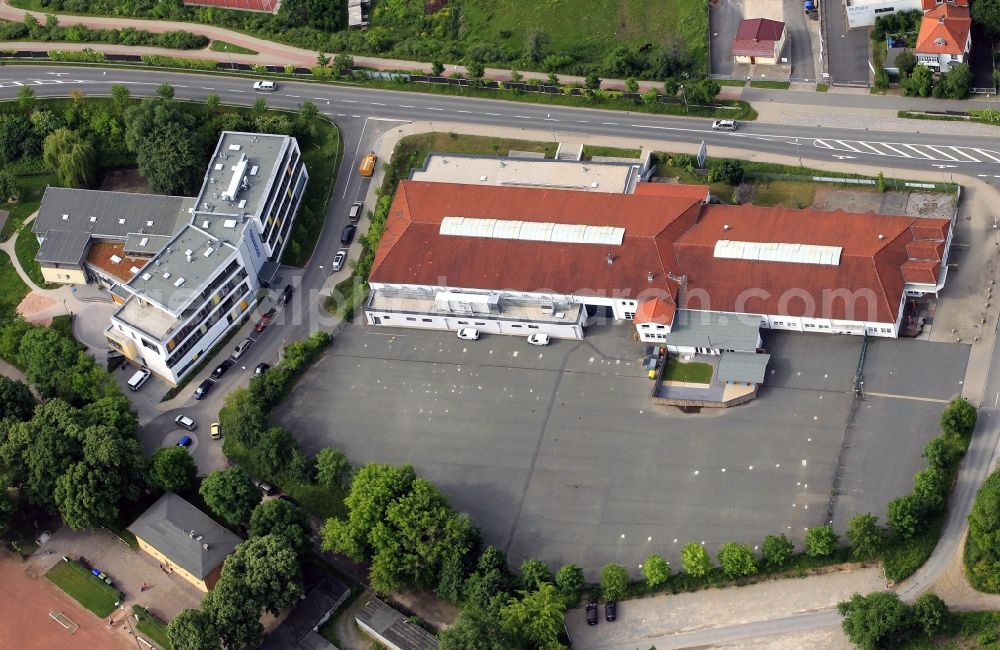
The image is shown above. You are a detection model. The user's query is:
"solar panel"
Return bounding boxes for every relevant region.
[714,240,842,266]
[440,216,624,246]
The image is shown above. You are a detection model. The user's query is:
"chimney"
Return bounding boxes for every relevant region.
[202,543,209,550]
[723,224,730,231]
[188,530,195,538]
[878,233,885,240]
[607,253,613,265]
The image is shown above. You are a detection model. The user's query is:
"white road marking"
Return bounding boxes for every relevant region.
[976,149,1000,163]
[833,140,862,152]
[924,145,960,161]
[577,120,590,123]
[200,87,214,90]
[484,112,501,116]
[231,89,245,93]
[400,105,414,108]
[287,94,300,98]
[456,109,472,113]
[899,144,935,159]
[833,154,855,160]
[854,141,884,154]
[514,115,532,119]
[427,107,443,111]
[371,102,385,106]
[947,147,981,162]
[341,99,357,103]
[932,164,957,168]
[601,122,618,125]
[880,143,912,157]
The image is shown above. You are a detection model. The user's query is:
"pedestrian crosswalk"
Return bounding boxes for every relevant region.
[814,139,1000,164]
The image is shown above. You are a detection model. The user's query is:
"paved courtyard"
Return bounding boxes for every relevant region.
[276,323,968,577]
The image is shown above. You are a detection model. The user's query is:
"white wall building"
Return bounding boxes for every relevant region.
[845,0,924,29]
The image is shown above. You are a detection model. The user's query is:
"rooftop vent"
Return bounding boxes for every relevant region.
[228,144,241,151]
[223,219,238,229]
[591,181,599,188]
[480,175,488,181]
[878,233,885,240]
[129,266,140,275]
[139,237,149,247]
[118,219,126,225]
[189,530,195,538]
[89,216,97,223]
[214,163,224,171]
[109,255,122,264]
[184,249,193,257]
[935,36,946,45]
[647,271,654,282]
[141,272,152,281]
[146,221,154,227]
[607,253,613,265]
[202,543,209,550]
[163,272,171,279]
[195,535,203,541]
[61,213,69,220]
[249,165,259,176]
[174,277,186,287]
[203,247,214,257]
[202,220,210,228]
[237,200,247,209]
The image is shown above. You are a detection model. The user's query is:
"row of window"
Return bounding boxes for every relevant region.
[166,283,250,368]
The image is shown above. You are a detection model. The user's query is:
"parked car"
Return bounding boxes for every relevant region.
[348,201,363,222]
[252,478,275,496]
[586,603,598,626]
[332,250,347,272]
[210,422,221,440]
[193,379,214,400]
[211,359,234,379]
[712,119,737,131]
[254,312,273,333]
[252,81,276,92]
[527,332,550,346]
[340,224,357,246]
[605,601,617,622]
[254,362,271,375]
[231,337,254,360]
[127,368,151,392]
[280,284,294,305]
[457,327,480,341]
[174,415,196,431]
[177,435,192,447]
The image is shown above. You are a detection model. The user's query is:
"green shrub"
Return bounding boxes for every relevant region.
[761,534,795,568]
[681,542,712,577]
[804,526,839,557]
[717,542,757,577]
[139,54,218,70]
[48,48,104,62]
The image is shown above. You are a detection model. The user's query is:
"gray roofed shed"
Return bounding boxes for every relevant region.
[667,310,762,353]
[717,351,771,384]
[355,597,439,650]
[127,492,242,580]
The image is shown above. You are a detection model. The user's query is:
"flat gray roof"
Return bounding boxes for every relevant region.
[36,230,90,266]
[668,310,761,352]
[717,351,771,384]
[123,233,172,257]
[123,224,237,315]
[127,492,242,580]
[411,154,640,193]
[192,131,290,221]
[33,188,193,264]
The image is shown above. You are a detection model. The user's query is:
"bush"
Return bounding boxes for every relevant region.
[641,554,670,588]
[761,534,795,568]
[681,542,712,577]
[887,494,924,540]
[967,469,1000,592]
[717,542,757,578]
[922,435,964,470]
[48,48,105,63]
[846,513,884,561]
[554,564,584,605]
[838,591,913,650]
[599,564,628,602]
[912,592,953,637]
[139,54,218,71]
[804,526,839,558]
[940,397,976,438]
[710,159,744,185]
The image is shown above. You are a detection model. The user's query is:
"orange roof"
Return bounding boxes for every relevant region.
[370,182,950,326]
[916,3,970,55]
[85,241,148,281]
[922,0,966,10]
[635,298,676,325]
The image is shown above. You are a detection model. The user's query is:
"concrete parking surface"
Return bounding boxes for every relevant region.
[822,1,871,84]
[710,0,744,77]
[276,322,969,578]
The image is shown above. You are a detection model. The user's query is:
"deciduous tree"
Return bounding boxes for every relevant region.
[199,466,261,526]
[42,128,98,188]
[555,563,585,605]
[887,494,924,540]
[804,525,839,557]
[148,447,197,493]
[315,447,351,488]
[0,376,34,421]
[762,533,795,568]
[846,513,884,560]
[518,558,552,591]
[912,592,953,638]
[165,608,221,650]
[838,591,912,650]
[500,583,566,649]
[248,498,310,555]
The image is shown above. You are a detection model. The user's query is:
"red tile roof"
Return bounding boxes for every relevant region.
[917,3,971,55]
[732,18,785,58]
[370,182,950,326]
[922,0,967,10]
[85,241,148,282]
[636,298,676,325]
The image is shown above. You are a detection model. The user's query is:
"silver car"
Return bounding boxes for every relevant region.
[332,250,347,272]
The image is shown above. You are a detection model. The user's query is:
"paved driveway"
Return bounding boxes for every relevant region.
[783,0,817,81]
[822,0,871,84]
[710,0,744,76]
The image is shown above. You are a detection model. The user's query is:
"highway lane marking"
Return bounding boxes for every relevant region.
[577,120,589,123]
[427,107,443,111]
[948,147,981,162]
[484,112,501,116]
[602,122,618,125]
[371,102,385,106]
[287,94,300,98]
[342,99,357,103]
[925,145,960,161]
[352,114,361,118]
[864,391,949,403]
[230,89,245,93]
[337,113,346,116]
[400,105,414,108]
[200,87,214,90]
[456,109,472,113]
[514,115,532,119]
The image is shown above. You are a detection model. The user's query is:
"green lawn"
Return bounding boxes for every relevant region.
[460,0,708,74]
[581,145,642,160]
[14,225,59,289]
[133,605,173,650]
[282,116,342,267]
[209,40,258,55]
[0,250,29,317]
[46,559,123,618]
[749,80,790,89]
[717,79,747,87]
[661,357,713,384]
[816,84,829,92]
[2,173,56,241]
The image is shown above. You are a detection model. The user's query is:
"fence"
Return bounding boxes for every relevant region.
[747,171,958,193]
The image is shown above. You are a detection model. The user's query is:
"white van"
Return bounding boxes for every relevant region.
[127,368,151,392]
[252,81,276,92]
[231,337,254,360]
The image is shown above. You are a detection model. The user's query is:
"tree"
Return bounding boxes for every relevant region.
[718,542,758,577]
[804,525,839,557]
[0,474,16,535]
[16,85,35,113]
[0,376,34,421]
[972,0,1000,38]
[733,181,757,205]
[287,450,314,483]
[846,513,884,560]
[547,71,559,86]
[218,388,265,447]
[202,576,264,650]
[685,77,721,105]
[838,591,912,650]
[298,100,318,125]
[554,563,585,605]
[762,533,795,568]
[156,83,175,100]
[934,63,972,99]
[518,558,552,591]
[332,53,354,76]
[500,583,566,649]
[642,554,670,588]
[439,608,512,650]
[912,592,953,638]
[166,609,221,650]
[0,169,16,203]
[434,550,466,603]
[509,70,524,83]
[315,447,352,488]
[887,494,924,540]
[681,542,712,577]
[895,51,917,77]
[625,77,639,93]
[912,467,948,512]
[42,128,98,188]
[466,60,485,83]
[110,84,130,112]
[205,93,221,113]
[923,435,963,470]
[600,563,628,602]
[124,99,201,195]
[148,447,197,493]
[223,534,304,615]
[902,64,933,97]
[256,426,296,476]
[83,396,138,436]
[585,72,601,90]
[0,114,37,164]
[199,467,261,526]
[711,159,744,185]
[967,470,1000,591]
[940,398,976,437]
[431,60,445,76]
[316,51,331,67]
[248,498,310,555]
[464,568,512,615]
[252,97,268,117]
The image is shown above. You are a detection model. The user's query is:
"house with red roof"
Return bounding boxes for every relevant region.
[915,0,971,71]
[365,179,952,349]
[731,18,786,65]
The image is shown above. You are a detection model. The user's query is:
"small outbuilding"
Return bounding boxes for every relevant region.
[732,18,787,65]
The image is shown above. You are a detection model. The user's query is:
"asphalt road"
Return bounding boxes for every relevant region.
[2,65,1000,646]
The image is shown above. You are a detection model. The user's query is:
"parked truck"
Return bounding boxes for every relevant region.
[358,152,377,177]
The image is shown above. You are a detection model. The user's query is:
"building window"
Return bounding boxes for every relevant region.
[624,312,635,320]
[406,317,416,321]
[383,316,390,320]
[656,325,665,330]
[475,322,485,325]
[512,324,522,328]
[422,318,432,322]
[458,321,468,325]
[141,338,158,352]
[528,325,539,329]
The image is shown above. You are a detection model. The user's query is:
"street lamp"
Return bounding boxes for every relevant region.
[224,45,234,71]
[546,113,556,142]
[794,138,802,167]
[679,85,689,113]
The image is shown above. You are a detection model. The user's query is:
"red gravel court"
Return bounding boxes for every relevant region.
[0,556,133,650]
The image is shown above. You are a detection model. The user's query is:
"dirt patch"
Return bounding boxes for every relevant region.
[99,169,151,194]
[17,292,56,323]
[904,191,956,219]
[812,187,955,218]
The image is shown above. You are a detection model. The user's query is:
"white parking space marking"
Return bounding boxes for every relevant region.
[0,81,23,87]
